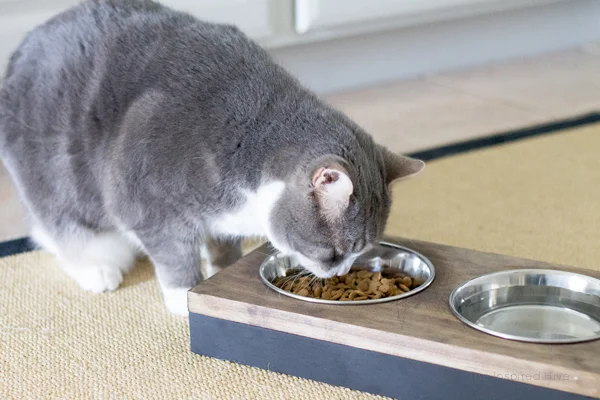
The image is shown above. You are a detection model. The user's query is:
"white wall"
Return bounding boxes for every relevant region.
[0,0,599,93]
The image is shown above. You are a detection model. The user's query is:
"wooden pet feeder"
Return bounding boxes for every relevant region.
[187,237,600,399]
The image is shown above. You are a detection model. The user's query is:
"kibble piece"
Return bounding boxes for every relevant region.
[348,290,367,300]
[357,270,372,279]
[371,271,382,281]
[368,280,379,294]
[357,280,370,292]
[402,276,412,288]
[330,291,343,300]
[314,287,322,298]
[321,291,331,300]
[399,284,410,292]
[380,278,394,287]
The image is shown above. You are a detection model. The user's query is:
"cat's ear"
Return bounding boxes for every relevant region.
[312,167,353,217]
[381,147,425,185]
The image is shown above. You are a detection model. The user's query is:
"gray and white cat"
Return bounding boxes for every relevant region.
[0,0,424,315]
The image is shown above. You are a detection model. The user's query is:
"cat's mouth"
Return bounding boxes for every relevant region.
[289,253,357,278]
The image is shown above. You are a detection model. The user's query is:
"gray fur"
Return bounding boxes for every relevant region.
[0,0,423,298]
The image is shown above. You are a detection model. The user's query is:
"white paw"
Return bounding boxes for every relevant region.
[162,287,190,316]
[64,265,123,293]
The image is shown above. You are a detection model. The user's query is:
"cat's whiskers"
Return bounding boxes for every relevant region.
[274,264,309,289]
[288,273,303,291]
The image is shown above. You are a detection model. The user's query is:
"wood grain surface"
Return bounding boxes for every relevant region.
[189,238,600,397]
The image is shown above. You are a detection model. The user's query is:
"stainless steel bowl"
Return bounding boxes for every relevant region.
[259,241,435,305]
[449,269,600,344]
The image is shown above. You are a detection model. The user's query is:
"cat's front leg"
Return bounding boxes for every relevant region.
[135,230,204,316]
[200,237,243,278]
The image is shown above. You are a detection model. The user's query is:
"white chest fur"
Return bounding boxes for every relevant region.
[211,181,285,238]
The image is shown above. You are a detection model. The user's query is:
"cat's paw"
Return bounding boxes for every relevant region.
[162,287,190,316]
[64,265,123,293]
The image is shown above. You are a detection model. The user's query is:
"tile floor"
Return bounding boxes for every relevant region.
[326,48,600,154]
[1,47,599,242]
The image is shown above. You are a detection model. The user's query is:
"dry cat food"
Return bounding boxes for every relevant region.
[271,267,425,301]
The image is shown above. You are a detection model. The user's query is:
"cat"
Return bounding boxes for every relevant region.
[0,0,424,315]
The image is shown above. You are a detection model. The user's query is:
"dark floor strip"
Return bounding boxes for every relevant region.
[408,112,600,161]
[0,237,35,258]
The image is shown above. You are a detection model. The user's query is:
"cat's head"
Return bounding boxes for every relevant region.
[268,147,424,278]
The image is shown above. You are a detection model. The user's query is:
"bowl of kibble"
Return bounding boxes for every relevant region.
[260,242,435,304]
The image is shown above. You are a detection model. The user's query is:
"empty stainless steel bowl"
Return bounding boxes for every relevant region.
[449,269,600,344]
[259,241,435,305]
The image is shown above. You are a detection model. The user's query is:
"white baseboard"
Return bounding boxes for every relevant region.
[270,0,600,94]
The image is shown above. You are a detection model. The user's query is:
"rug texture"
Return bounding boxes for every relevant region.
[1,116,599,399]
